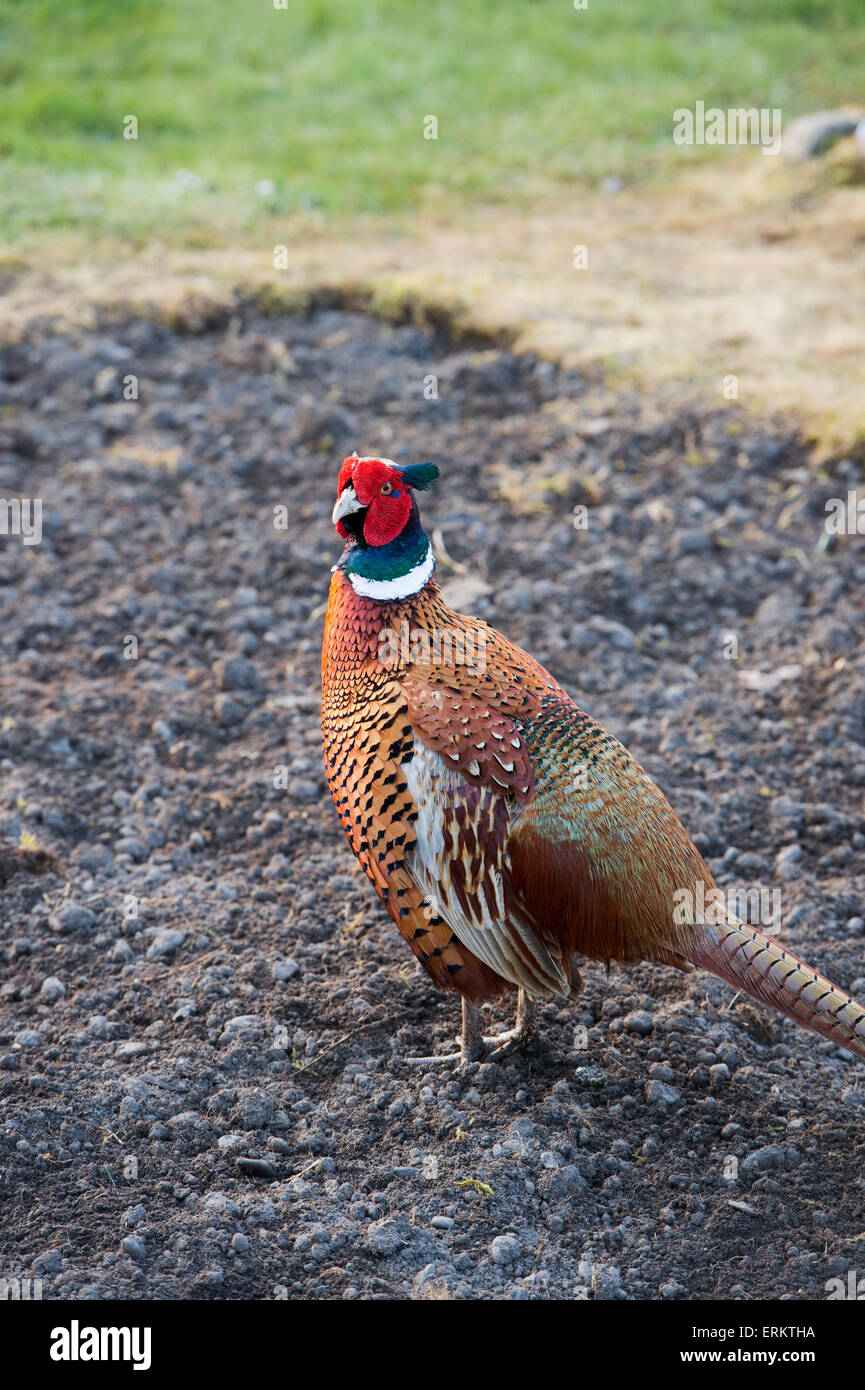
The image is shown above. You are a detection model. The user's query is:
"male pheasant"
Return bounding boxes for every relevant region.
[321,453,865,1065]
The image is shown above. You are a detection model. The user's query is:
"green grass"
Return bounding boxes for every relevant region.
[0,0,863,245]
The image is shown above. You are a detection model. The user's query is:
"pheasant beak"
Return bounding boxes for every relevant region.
[332,482,364,526]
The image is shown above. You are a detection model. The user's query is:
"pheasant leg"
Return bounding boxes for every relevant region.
[483,965,582,1056]
[404,998,484,1066]
[482,988,536,1056]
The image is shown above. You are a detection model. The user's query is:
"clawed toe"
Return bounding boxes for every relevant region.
[483,1026,535,1059]
[403,991,538,1067]
[403,1051,465,1066]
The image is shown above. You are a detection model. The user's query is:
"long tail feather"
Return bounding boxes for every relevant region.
[688,917,865,1060]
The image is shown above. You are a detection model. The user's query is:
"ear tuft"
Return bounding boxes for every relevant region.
[400,461,439,491]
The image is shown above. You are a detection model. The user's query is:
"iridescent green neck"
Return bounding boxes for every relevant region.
[337,510,434,600]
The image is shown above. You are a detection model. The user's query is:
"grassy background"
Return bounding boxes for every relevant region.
[1,0,863,247]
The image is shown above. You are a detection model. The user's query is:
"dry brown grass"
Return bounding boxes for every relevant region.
[2,150,864,454]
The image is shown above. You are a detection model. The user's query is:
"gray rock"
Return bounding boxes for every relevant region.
[768,796,806,830]
[214,693,246,726]
[39,976,65,1003]
[366,1218,407,1257]
[36,1249,63,1274]
[77,844,115,876]
[675,530,710,556]
[592,1263,623,1300]
[50,904,96,934]
[646,1079,680,1107]
[146,928,185,960]
[235,1157,278,1179]
[213,656,262,692]
[272,958,300,982]
[740,1144,800,1178]
[623,1009,653,1035]
[754,590,800,630]
[775,843,803,880]
[539,1164,587,1200]
[490,1234,521,1265]
[587,614,636,650]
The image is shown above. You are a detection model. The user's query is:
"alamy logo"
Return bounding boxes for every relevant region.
[825,1270,865,1300]
[0,497,42,545]
[0,1276,42,1300]
[672,881,782,932]
[824,491,865,535]
[673,102,782,156]
[49,1321,152,1371]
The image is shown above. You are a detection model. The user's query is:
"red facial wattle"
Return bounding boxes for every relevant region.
[334,456,412,546]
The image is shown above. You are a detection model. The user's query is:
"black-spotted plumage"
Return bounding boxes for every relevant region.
[322,453,865,1061]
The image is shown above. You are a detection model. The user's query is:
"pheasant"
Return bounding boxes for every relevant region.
[321,453,865,1065]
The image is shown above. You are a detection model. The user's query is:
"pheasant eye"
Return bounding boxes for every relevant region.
[380,482,393,494]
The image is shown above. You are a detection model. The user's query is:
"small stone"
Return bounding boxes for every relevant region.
[121,1236,146,1261]
[740,1144,799,1178]
[649,1062,674,1081]
[213,656,262,692]
[50,904,96,934]
[77,844,115,875]
[231,1233,250,1253]
[431,1216,454,1230]
[14,1030,42,1049]
[235,1157,278,1179]
[755,590,800,630]
[123,1204,146,1227]
[586,615,636,650]
[39,976,65,1003]
[262,854,289,880]
[490,1234,521,1266]
[592,1263,623,1300]
[646,1079,680,1107]
[272,958,300,982]
[775,843,803,880]
[214,693,246,726]
[366,1218,407,1257]
[675,530,709,556]
[623,1009,653,1035]
[147,928,185,960]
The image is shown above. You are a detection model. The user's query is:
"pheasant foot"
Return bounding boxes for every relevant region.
[404,998,484,1066]
[483,989,536,1057]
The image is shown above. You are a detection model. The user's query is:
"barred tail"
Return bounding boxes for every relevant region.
[688,917,865,1060]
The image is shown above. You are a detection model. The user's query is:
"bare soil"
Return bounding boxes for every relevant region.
[0,302,864,1301]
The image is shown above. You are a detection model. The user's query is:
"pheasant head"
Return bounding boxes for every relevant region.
[331,454,439,599]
